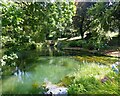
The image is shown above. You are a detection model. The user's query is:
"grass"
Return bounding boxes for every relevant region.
[1,48,119,94]
[74,56,118,65]
[66,62,119,95]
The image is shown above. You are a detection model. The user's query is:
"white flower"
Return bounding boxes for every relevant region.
[2,55,8,60]
[8,56,13,60]
[0,59,6,66]
[12,53,18,59]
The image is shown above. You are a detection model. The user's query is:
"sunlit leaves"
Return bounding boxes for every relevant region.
[1,53,18,66]
[88,2,120,32]
[1,1,75,68]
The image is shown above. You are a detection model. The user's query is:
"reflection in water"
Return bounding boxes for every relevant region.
[14,67,31,83]
[2,56,80,94]
[48,46,53,56]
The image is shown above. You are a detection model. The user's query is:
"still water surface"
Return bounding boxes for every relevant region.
[1,56,81,94]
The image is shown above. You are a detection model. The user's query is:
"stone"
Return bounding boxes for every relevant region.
[43,79,68,95]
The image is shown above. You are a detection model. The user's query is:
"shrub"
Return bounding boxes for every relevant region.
[29,43,36,50]
[67,41,78,47]
[76,40,87,47]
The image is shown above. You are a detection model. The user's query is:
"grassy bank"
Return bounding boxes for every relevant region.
[61,61,119,95]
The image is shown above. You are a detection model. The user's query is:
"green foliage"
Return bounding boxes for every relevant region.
[56,40,69,49]
[73,2,94,38]
[2,1,75,44]
[67,40,87,47]
[73,2,120,47]
[68,63,119,94]
[1,1,119,94]
[85,36,108,50]
[86,2,116,49]
[67,41,78,47]
[68,77,100,94]
[26,2,75,40]
[1,53,18,66]
[59,76,75,86]
[76,40,87,47]
[1,1,75,73]
[64,38,108,50]
[88,2,120,36]
[74,56,117,65]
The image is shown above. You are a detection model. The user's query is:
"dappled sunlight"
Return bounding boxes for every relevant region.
[68,62,119,94]
[74,56,118,65]
[1,0,119,95]
[72,63,111,80]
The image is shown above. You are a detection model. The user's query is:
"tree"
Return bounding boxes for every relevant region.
[85,2,120,49]
[88,2,120,37]
[1,0,76,75]
[72,2,94,39]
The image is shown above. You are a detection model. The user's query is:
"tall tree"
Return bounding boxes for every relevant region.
[1,0,75,69]
[83,2,120,49]
[88,2,120,37]
[73,2,94,39]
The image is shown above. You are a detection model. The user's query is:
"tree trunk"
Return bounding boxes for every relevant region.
[79,17,84,39]
[79,25,84,39]
[118,25,120,37]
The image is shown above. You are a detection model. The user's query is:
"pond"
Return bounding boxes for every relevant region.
[1,55,82,94]
[1,47,118,94]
